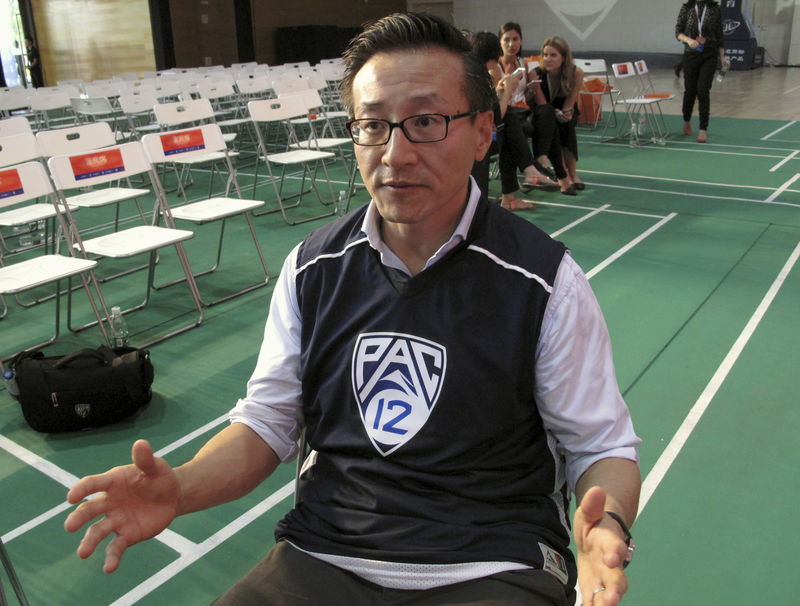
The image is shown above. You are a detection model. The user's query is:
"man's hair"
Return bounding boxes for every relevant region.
[468,31,502,65]
[340,12,494,116]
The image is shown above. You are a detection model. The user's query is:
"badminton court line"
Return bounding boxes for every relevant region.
[770,150,799,172]
[108,480,295,606]
[582,135,800,156]
[549,204,611,239]
[762,120,797,141]
[0,413,229,545]
[637,239,800,516]
[586,213,677,280]
[765,173,800,203]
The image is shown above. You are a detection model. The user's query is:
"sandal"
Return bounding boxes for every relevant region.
[501,198,534,211]
[521,174,558,192]
[532,161,558,182]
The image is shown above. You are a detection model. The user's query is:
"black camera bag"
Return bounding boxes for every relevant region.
[11,345,154,432]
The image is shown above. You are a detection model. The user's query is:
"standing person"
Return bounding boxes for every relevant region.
[65,13,641,606]
[534,36,585,192]
[675,0,729,143]
[24,36,43,88]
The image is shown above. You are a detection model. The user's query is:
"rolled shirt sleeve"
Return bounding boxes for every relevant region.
[535,253,641,492]
[228,246,304,463]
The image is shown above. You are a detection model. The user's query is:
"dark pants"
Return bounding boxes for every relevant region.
[498,107,535,194]
[212,541,574,606]
[681,48,717,130]
[528,105,568,180]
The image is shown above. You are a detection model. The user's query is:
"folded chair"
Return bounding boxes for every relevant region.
[141,124,269,306]
[633,59,674,140]
[47,141,204,347]
[248,97,337,225]
[0,116,32,137]
[574,58,618,131]
[0,160,108,361]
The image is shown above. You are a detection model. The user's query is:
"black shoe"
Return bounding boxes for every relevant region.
[574,182,586,191]
[533,161,558,182]
[560,185,577,196]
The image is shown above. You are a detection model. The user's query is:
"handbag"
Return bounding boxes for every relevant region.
[10,345,154,433]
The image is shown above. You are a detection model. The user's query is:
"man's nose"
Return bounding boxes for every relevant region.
[381,125,418,166]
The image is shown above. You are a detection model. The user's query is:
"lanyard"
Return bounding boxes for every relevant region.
[694,3,707,37]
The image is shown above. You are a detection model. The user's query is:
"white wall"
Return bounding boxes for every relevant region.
[453,0,797,64]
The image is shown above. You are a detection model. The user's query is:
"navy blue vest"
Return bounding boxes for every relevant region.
[275,199,573,582]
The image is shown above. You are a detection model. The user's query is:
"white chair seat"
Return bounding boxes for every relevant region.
[290,138,351,150]
[81,225,194,258]
[170,197,264,222]
[266,149,334,165]
[170,150,239,165]
[0,203,78,226]
[66,187,150,208]
[0,255,97,294]
[218,118,249,129]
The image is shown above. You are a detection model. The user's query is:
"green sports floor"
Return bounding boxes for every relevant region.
[1,112,798,605]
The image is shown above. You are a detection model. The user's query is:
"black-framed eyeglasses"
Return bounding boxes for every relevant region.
[346,111,477,146]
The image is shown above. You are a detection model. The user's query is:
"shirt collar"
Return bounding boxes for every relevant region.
[360,176,482,275]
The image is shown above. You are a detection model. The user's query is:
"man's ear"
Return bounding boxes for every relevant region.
[473,110,494,162]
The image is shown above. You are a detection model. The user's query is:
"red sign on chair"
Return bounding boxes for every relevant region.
[70,149,125,181]
[0,169,24,199]
[160,129,206,156]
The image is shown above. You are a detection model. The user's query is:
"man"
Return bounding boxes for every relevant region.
[65,13,640,606]
[24,37,43,88]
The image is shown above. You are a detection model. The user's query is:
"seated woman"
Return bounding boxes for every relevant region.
[532,36,585,192]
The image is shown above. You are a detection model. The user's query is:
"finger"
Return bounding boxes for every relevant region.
[67,474,114,504]
[103,533,130,574]
[64,495,108,532]
[131,439,157,475]
[578,486,607,528]
[76,516,116,559]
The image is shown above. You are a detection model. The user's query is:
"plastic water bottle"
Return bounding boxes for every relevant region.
[716,65,728,83]
[3,369,20,398]
[109,306,130,347]
[336,190,348,217]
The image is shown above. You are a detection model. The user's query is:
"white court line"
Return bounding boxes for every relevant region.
[588,180,800,209]
[784,83,800,95]
[109,480,295,606]
[765,173,800,202]
[0,435,80,488]
[549,204,611,239]
[586,213,677,280]
[0,415,230,545]
[638,240,800,516]
[582,168,788,194]
[762,120,797,141]
[582,136,798,156]
[770,150,799,172]
[525,198,667,219]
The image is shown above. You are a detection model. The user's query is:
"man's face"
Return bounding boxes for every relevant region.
[350,48,492,229]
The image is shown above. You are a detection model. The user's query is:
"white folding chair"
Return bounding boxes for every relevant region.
[604,62,664,146]
[0,116,33,137]
[248,97,337,225]
[574,58,618,131]
[153,98,240,200]
[633,59,674,140]
[29,90,76,130]
[118,92,161,139]
[0,160,108,360]
[35,122,152,235]
[141,124,269,306]
[71,96,131,142]
[47,141,204,347]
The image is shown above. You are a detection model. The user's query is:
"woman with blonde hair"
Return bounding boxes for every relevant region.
[532,36,585,192]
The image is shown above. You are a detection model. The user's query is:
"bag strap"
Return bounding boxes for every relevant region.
[54,348,111,369]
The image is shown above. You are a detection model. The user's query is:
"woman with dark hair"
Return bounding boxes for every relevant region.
[675,0,728,142]
[532,36,584,192]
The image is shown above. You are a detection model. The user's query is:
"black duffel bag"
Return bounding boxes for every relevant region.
[11,345,154,432]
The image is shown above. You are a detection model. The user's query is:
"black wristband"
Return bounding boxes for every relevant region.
[605,511,634,568]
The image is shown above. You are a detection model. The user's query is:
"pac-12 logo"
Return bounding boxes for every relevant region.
[352,333,447,456]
